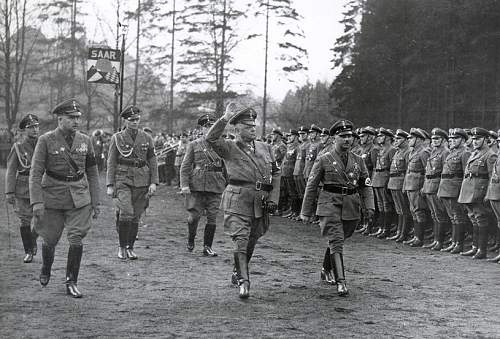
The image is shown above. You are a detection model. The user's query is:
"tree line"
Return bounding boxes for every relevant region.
[331,0,500,131]
[0,0,317,136]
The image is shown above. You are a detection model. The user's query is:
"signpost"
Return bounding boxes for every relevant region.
[87,48,121,85]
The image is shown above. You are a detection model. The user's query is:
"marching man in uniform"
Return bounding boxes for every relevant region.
[29,99,100,298]
[301,120,374,296]
[106,105,158,260]
[180,114,226,256]
[5,114,40,263]
[205,103,281,299]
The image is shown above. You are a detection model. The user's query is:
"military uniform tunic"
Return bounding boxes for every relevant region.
[486,155,500,227]
[281,141,300,212]
[206,117,281,254]
[293,140,309,196]
[422,145,449,223]
[458,147,497,229]
[437,146,470,225]
[180,136,226,227]
[303,141,320,180]
[371,145,396,213]
[106,127,159,221]
[388,144,411,216]
[29,128,100,246]
[301,149,374,253]
[5,137,36,223]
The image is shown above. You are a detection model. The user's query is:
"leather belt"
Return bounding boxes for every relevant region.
[46,170,84,182]
[425,173,442,179]
[441,172,464,179]
[408,170,424,174]
[374,168,389,172]
[228,179,273,192]
[389,172,404,177]
[465,173,488,179]
[18,170,30,176]
[118,158,147,167]
[322,184,358,195]
[194,165,223,172]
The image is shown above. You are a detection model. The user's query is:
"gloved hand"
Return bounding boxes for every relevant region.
[33,203,45,220]
[148,183,157,197]
[266,201,278,214]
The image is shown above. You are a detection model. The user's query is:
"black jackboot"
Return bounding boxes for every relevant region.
[370,212,385,237]
[117,219,129,260]
[187,220,197,252]
[20,226,34,263]
[31,228,39,256]
[237,252,250,299]
[126,221,139,259]
[377,212,391,239]
[409,222,424,247]
[461,226,479,256]
[472,228,488,259]
[450,223,465,254]
[39,244,55,286]
[387,215,403,240]
[423,221,438,248]
[432,222,447,251]
[442,222,457,252]
[231,253,241,285]
[396,215,411,243]
[66,245,83,298]
[203,224,217,257]
[331,252,348,296]
[320,248,335,285]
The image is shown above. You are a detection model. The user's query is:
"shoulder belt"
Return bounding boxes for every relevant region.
[48,134,82,174]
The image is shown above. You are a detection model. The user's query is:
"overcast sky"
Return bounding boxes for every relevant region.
[83,0,346,101]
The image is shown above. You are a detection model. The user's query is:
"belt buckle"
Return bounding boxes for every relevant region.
[133,159,140,167]
[255,181,262,191]
[341,187,348,195]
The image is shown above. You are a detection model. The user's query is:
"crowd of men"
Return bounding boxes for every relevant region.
[5,98,500,301]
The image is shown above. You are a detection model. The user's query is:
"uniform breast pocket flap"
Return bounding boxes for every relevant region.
[227,186,241,194]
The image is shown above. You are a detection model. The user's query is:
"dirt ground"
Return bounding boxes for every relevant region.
[1,170,500,338]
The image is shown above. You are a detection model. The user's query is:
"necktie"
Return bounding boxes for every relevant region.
[65,133,74,148]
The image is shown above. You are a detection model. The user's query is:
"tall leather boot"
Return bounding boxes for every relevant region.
[66,245,83,298]
[31,228,39,256]
[39,243,54,286]
[432,222,446,251]
[450,223,465,254]
[237,252,250,299]
[187,220,197,252]
[20,225,34,263]
[117,219,129,259]
[231,253,241,285]
[247,238,257,264]
[387,215,403,240]
[409,222,424,247]
[115,211,120,233]
[320,248,335,284]
[377,211,391,239]
[461,226,478,256]
[472,228,488,259]
[442,222,456,252]
[488,228,500,252]
[331,252,348,296]
[126,221,139,259]
[369,212,384,237]
[396,215,410,242]
[203,224,217,257]
[423,220,438,248]
[403,218,419,245]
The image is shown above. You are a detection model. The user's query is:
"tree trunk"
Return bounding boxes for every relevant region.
[262,0,270,137]
[133,0,140,105]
